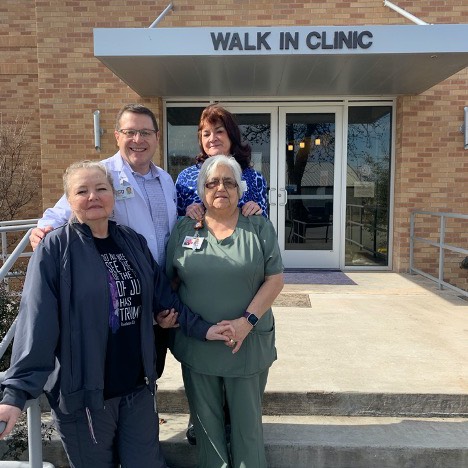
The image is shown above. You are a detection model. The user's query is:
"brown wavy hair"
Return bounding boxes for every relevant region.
[196,104,251,170]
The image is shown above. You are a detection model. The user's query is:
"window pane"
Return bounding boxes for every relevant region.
[285,113,335,251]
[166,107,204,181]
[233,113,271,187]
[346,106,392,267]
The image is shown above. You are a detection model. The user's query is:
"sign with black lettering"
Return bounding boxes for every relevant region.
[210,30,373,52]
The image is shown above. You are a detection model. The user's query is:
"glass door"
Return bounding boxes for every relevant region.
[278,107,343,268]
[166,103,343,269]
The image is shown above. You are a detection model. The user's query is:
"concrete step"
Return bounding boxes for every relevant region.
[157,389,468,418]
[36,389,468,418]
[159,414,468,468]
[3,413,467,468]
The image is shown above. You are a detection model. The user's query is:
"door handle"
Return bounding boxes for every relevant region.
[268,188,277,206]
[279,188,288,206]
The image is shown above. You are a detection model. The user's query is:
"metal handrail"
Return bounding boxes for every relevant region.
[0,229,35,281]
[0,223,35,351]
[410,210,468,297]
[1,220,38,273]
[0,222,50,468]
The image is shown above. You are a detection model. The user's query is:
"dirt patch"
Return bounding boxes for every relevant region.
[273,293,311,308]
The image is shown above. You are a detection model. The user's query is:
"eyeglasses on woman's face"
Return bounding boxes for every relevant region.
[204,178,238,190]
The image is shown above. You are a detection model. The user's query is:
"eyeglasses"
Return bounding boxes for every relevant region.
[205,178,238,190]
[118,129,157,138]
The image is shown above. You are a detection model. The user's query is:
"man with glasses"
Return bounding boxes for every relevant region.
[30,103,177,268]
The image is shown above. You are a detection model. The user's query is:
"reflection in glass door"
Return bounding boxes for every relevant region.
[225,106,277,227]
[225,109,273,197]
[278,108,342,268]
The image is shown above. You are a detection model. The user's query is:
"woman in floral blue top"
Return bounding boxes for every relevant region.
[176,104,268,219]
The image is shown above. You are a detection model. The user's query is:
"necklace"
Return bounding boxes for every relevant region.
[194,217,204,232]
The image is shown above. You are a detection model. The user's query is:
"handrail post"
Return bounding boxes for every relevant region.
[409,211,415,273]
[27,399,43,468]
[438,214,446,290]
[1,231,7,267]
[373,206,378,258]
[359,205,363,247]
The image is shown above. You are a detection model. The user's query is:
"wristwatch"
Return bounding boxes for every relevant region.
[243,311,259,327]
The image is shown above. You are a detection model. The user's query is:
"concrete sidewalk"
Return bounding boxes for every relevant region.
[22,272,468,468]
[158,272,468,399]
[151,272,468,467]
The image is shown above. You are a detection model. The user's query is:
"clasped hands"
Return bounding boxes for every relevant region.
[217,317,253,354]
[156,310,252,354]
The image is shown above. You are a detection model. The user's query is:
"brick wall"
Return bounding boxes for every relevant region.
[0,0,41,219]
[34,1,163,205]
[2,1,467,273]
[394,66,468,271]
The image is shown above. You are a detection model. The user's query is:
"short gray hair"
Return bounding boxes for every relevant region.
[63,160,114,198]
[197,155,244,201]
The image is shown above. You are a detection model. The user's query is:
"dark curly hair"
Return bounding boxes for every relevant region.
[196,104,251,170]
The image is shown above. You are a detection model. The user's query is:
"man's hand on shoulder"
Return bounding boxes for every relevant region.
[29,226,54,250]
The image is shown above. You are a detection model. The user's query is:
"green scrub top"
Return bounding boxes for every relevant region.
[166,213,283,377]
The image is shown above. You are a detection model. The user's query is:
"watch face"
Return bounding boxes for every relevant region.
[247,313,258,326]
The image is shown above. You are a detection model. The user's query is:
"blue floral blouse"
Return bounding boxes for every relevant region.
[176,163,268,217]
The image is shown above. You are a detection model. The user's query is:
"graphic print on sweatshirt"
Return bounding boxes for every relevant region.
[100,251,142,333]
[93,235,144,398]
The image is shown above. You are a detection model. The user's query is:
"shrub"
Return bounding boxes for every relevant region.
[0,283,21,372]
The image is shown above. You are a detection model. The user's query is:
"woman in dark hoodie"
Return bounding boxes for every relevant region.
[0,160,234,468]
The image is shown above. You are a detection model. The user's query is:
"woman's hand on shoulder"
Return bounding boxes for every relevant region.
[241,201,262,217]
[185,203,205,220]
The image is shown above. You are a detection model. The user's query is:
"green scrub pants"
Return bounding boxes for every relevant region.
[182,364,269,468]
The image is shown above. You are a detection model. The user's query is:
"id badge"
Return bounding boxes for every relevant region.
[116,184,135,200]
[182,236,205,250]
